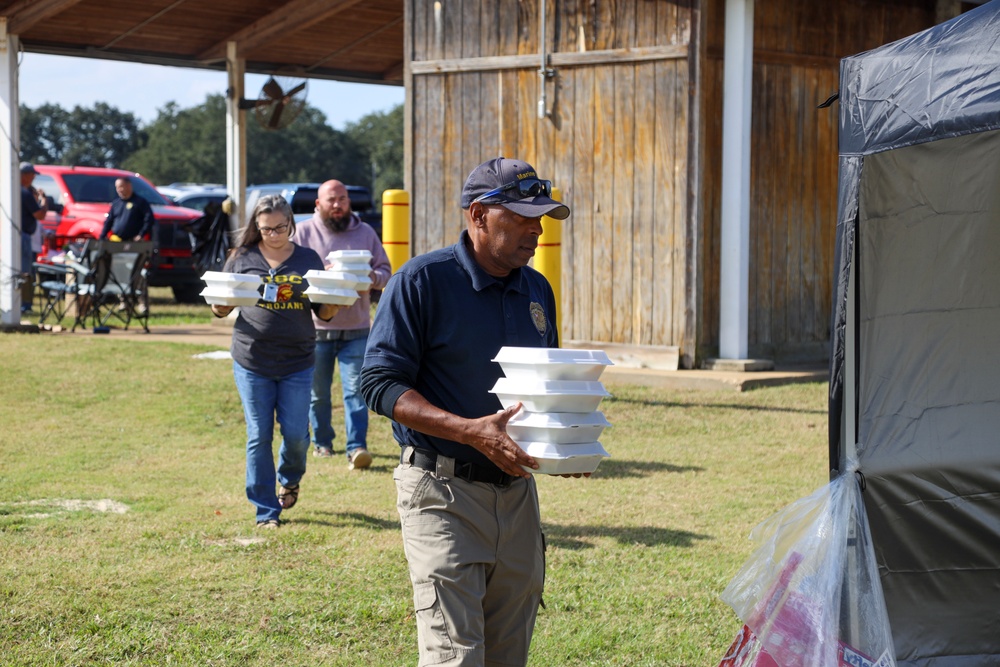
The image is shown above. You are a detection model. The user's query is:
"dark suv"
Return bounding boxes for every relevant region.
[246,182,382,237]
[34,165,205,302]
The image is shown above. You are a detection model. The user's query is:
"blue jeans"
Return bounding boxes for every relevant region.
[310,335,369,457]
[21,232,34,272]
[21,232,35,311]
[232,361,314,522]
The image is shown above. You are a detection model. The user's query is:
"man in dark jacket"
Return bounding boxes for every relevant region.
[100,177,154,241]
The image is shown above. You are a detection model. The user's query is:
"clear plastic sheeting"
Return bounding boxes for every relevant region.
[718,460,894,667]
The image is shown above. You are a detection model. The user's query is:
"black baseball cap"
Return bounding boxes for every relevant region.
[19,162,37,174]
[460,157,570,220]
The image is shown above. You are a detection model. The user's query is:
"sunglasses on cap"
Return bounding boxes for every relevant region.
[473,178,552,204]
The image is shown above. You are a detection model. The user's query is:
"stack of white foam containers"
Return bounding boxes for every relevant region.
[302,249,373,305]
[489,347,614,474]
[302,270,364,305]
[326,249,373,276]
[200,271,263,306]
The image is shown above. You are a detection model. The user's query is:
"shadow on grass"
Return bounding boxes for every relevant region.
[591,458,703,479]
[605,395,827,415]
[543,521,710,550]
[296,511,399,531]
[294,510,709,551]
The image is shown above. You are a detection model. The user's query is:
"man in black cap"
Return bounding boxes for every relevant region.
[361,157,576,666]
[19,162,48,313]
[99,177,154,241]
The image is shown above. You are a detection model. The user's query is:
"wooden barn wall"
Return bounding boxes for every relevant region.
[699,0,937,363]
[408,0,697,356]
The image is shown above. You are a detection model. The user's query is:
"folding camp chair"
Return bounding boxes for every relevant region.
[34,240,97,328]
[69,243,113,332]
[34,261,76,326]
[92,241,153,333]
[64,240,153,333]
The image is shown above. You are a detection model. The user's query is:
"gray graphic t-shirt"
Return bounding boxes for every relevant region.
[223,243,325,376]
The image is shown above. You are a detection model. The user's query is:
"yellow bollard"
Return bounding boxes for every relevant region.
[381,189,410,273]
[534,186,562,342]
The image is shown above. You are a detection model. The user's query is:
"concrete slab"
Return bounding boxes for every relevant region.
[602,364,826,392]
[701,357,776,372]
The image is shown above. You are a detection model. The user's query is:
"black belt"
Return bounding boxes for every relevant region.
[403,447,516,488]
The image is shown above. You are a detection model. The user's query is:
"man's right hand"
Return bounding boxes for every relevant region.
[464,402,538,478]
[391,392,538,479]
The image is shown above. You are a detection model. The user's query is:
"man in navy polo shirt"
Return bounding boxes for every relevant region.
[100,177,154,241]
[361,157,576,666]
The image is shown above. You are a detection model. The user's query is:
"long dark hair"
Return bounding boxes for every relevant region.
[231,195,295,256]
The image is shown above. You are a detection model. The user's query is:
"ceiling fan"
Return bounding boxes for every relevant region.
[237,76,309,130]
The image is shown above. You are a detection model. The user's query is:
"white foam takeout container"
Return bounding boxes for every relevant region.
[200,286,261,307]
[326,249,372,263]
[490,378,611,413]
[516,440,610,475]
[201,271,263,288]
[506,410,611,444]
[326,261,373,275]
[304,269,372,292]
[493,346,614,381]
[303,286,360,306]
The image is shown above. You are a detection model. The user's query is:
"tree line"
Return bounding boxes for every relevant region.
[19,95,404,205]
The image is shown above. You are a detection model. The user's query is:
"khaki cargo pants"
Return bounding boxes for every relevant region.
[394,456,545,667]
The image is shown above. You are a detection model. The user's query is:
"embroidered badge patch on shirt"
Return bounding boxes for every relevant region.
[530,302,547,336]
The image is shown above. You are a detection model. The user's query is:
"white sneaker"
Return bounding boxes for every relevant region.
[348,448,373,470]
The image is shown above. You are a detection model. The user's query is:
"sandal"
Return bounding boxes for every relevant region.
[278,484,299,510]
[256,518,281,530]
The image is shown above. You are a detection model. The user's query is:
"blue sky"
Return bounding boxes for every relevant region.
[18,53,405,130]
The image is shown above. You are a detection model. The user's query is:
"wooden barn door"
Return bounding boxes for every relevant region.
[408,0,698,364]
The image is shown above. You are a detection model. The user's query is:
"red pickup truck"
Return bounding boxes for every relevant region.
[33,165,205,303]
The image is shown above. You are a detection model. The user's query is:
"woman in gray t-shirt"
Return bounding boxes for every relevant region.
[212,195,338,529]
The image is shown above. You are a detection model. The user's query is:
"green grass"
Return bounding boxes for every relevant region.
[0,334,830,666]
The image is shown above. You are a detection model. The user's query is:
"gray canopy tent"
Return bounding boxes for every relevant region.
[829,2,1000,665]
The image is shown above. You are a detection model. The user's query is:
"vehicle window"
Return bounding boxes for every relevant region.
[289,188,318,215]
[63,175,114,202]
[126,178,169,205]
[347,188,373,212]
[31,174,63,206]
[62,174,168,205]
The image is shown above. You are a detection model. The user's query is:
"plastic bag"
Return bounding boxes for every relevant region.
[185,204,231,274]
[718,458,895,667]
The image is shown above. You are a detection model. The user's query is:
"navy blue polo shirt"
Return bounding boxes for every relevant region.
[361,230,558,471]
[100,195,154,240]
